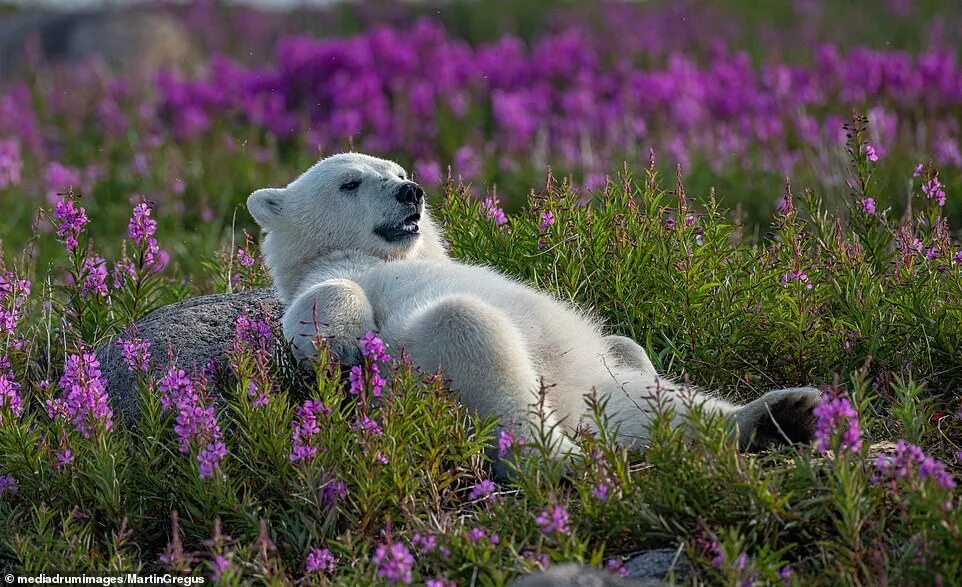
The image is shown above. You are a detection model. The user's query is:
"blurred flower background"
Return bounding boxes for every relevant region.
[0,0,960,275]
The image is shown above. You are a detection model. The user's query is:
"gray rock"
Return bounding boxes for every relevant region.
[97,288,281,423]
[510,564,667,587]
[625,548,690,581]
[0,9,197,78]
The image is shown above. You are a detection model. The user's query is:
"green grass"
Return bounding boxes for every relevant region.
[0,119,960,584]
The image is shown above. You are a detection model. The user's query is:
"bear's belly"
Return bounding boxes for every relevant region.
[357,260,608,378]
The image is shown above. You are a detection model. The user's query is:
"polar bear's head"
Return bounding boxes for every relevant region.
[247,153,447,300]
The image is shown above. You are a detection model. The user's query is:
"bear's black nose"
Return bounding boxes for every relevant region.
[395,182,424,206]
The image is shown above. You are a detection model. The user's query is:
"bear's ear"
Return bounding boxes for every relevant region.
[247,188,286,230]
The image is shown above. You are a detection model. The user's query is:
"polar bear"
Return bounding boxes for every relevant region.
[247,153,821,466]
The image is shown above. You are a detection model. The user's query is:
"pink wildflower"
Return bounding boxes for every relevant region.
[812,389,862,454]
[469,479,497,501]
[0,368,23,422]
[305,548,335,574]
[372,541,415,585]
[606,558,628,577]
[46,352,113,438]
[535,504,571,535]
[0,474,17,497]
[873,439,956,490]
[81,256,108,298]
[289,399,331,463]
[921,176,946,207]
[539,211,555,231]
[53,197,88,253]
[482,196,508,227]
[117,336,151,372]
[0,139,22,189]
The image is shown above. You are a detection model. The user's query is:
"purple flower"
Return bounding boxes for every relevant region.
[426,579,456,587]
[0,139,22,189]
[359,331,392,362]
[305,547,336,574]
[469,479,497,500]
[236,248,255,268]
[46,162,83,205]
[864,144,879,162]
[233,314,273,352]
[873,439,956,490]
[210,555,230,581]
[860,198,876,214]
[117,336,151,372]
[592,482,610,501]
[111,260,135,289]
[353,415,383,437]
[0,474,17,497]
[606,558,628,577]
[414,160,443,186]
[372,541,415,585]
[128,202,161,265]
[158,367,224,478]
[46,352,113,438]
[482,196,509,227]
[247,381,270,408]
[709,541,725,570]
[779,566,793,586]
[454,145,481,181]
[349,365,365,396]
[0,271,29,337]
[466,527,488,542]
[780,270,812,289]
[55,447,74,470]
[0,368,23,422]
[322,479,348,506]
[733,552,749,571]
[913,163,924,177]
[776,196,794,216]
[53,197,88,254]
[81,256,108,298]
[197,441,227,479]
[497,429,524,458]
[921,176,946,207]
[369,364,387,397]
[290,399,331,462]
[535,504,571,535]
[412,533,437,554]
[539,211,555,231]
[812,389,862,454]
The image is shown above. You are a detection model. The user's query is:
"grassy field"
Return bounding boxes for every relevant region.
[0,0,961,584]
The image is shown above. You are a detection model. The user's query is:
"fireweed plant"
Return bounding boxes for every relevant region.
[3,2,962,274]
[0,115,958,583]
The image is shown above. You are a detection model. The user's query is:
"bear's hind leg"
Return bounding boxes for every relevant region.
[400,295,579,472]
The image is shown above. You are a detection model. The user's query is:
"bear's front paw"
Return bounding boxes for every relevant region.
[737,387,822,452]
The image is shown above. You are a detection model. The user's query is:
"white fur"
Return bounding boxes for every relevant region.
[249,153,821,467]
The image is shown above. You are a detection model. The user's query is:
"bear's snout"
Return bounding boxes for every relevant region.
[395,182,424,206]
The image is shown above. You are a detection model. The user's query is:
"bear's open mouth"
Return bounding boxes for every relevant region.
[375,213,420,242]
